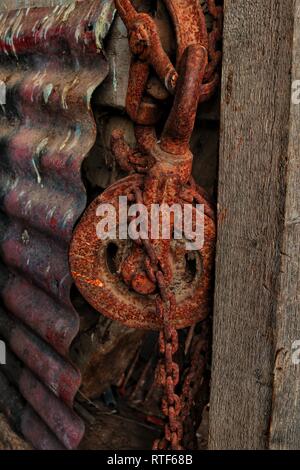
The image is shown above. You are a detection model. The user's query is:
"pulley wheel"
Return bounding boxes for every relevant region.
[69,174,215,330]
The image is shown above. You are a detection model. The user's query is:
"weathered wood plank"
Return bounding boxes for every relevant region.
[209,0,294,449]
[269,0,300,450]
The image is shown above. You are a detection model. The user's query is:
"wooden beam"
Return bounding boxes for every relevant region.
[269,0,300,450]
[209,0,295,449]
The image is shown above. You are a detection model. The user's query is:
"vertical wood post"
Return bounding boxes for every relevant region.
[269,0,300,450]
[209,0,297,449]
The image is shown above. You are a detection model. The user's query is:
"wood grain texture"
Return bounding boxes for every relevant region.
[269,0,300,450]
[209,0,294,449]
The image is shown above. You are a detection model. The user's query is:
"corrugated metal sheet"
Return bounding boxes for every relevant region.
[2,1,71,11]
[0,0,115,449]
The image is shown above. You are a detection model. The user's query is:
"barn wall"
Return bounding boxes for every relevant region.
[209,0,299,450]
[268,0,300,450]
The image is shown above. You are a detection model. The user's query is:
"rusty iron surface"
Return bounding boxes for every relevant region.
[113,0,221,126]
[0,0,115,450]
[70,0,221,450]
[69,2,218,331]
[70,173,215,330]
[69,49,216,328]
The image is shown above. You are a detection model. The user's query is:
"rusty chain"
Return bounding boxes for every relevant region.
[154,297,183,449]
[132,186,184,449]
[117,0,221,450]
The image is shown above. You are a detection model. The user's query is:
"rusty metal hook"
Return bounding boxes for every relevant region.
[160,43,208,157]
[112,43,208,183]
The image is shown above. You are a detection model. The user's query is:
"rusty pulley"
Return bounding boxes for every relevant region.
[69,0,222,450]
[69,0,220,329]
[69,179,215,330]
[69,44,216,329]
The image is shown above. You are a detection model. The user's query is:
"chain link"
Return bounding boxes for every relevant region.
[111,0,222,450]
[153,295,183,450]
[130,187,183,450]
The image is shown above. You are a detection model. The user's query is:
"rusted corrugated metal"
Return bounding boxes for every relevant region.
[2,2,71,10]
[0,0,115,449]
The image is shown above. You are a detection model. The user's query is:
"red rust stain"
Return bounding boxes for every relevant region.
[71,271,104,288]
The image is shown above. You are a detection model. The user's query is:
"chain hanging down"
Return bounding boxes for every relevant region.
[132,186,184,450]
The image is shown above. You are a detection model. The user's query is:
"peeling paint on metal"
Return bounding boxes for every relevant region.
[112,55,118,94]
[95,0,116,49]
[43,84,53,103]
